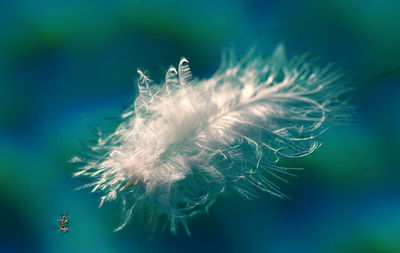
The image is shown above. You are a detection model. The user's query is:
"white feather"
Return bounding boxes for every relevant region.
[72,45,352,235]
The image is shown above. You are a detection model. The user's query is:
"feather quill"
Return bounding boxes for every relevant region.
[72,45,352,235]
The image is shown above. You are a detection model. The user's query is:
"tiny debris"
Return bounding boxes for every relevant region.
[58,213,69,233]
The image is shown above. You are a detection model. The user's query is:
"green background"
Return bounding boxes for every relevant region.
[1,0,399,252]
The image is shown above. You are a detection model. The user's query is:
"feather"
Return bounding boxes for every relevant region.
[71,45,353,235]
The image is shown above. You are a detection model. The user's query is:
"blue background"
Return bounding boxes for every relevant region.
[1,0,399,252]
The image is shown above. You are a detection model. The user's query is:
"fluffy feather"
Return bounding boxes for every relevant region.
[71,45,352,235]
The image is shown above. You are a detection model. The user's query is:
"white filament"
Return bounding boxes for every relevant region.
[72,45,352,235]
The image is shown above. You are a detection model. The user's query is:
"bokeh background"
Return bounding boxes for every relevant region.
[1,0,399,252]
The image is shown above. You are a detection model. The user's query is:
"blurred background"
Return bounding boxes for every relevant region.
[0,0,399,252]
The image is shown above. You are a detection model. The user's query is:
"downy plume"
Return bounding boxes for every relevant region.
[72,45,353,235]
